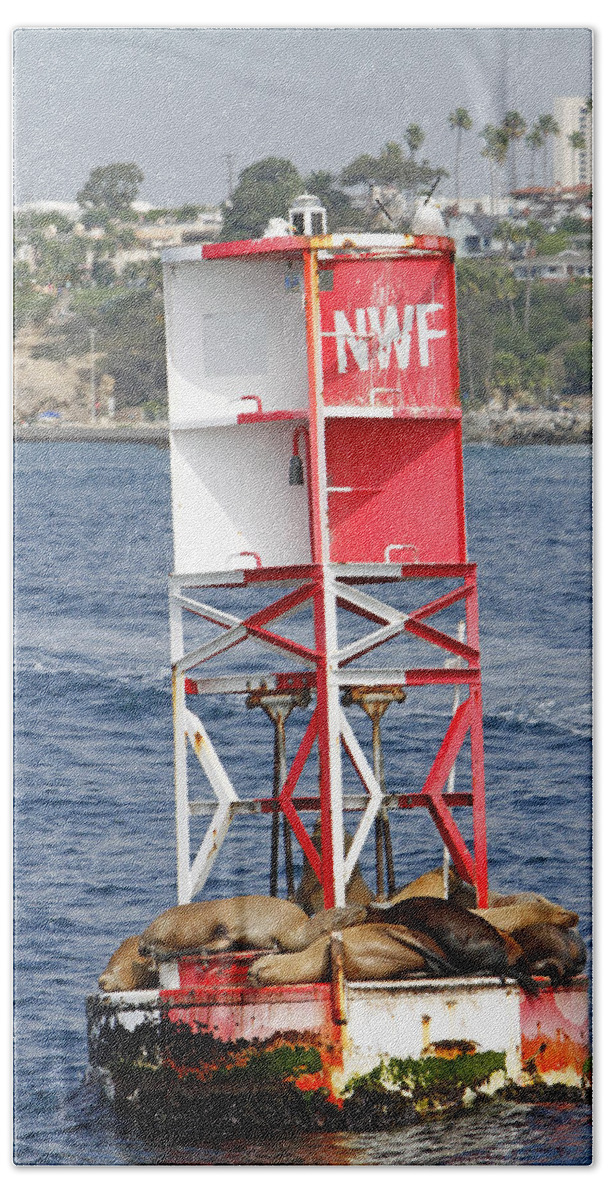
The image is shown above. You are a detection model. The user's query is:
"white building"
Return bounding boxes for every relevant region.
[553,96,592,187]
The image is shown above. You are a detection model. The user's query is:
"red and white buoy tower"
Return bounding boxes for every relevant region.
[162,201,489,913]
[86,210,589,1121]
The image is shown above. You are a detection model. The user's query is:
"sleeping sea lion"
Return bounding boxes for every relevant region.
[248,923,449,986]
[138,895,309,958]
[471,898,578,934]
[295,820,374,913]
[512,923,586,985]
[368,896,537,991]
[288,903,367,950]
[98,935,159,992]
[482,890,564,909]
[388,866,478,907]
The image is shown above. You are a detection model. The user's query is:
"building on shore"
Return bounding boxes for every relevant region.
[553,96,592,187]
[511,247,591,283]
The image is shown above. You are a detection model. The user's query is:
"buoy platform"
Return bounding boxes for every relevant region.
[87,950,589,1136]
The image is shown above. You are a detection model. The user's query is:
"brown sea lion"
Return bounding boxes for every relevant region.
[472,899,578,934]
[288,903,367,951]
[98,935,159,992]
[482,890,563,909]
[295,820,374,914]
[513,923,587,985]
[248,923,449,986]
[138,895,309,959]
[388,866,477,907]
[368,896,537,991]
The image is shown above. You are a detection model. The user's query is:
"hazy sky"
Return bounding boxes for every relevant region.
[13,27,592,206]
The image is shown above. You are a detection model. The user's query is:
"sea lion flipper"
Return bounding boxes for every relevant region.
[385,925,456,976]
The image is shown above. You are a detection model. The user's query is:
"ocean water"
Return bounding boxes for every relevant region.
[13,441,592,1165]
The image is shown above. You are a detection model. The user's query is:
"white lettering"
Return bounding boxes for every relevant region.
[334,309,369,373]
[367,305,415,369]
[416,303,447,367]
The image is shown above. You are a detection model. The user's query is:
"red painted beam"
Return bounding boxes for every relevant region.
[408,583,474,623]
[405,617,480,664]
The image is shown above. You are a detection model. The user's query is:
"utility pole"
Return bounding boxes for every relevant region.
[225,152,235,197]
[89,327,96,424]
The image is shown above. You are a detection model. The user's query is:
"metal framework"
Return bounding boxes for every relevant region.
[164,234,490,912]
[169,561,488,907]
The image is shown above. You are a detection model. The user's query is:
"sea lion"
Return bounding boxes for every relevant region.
[288,903,367,950]
[295,820,374,914]
[482,890,564,909]
[471,899,578,934]
[368,896,537,990]
[513,923,587,985]
[388,865,478,908]
[248,923,448,986]
[138,895,309,959]
[98,935,159,992]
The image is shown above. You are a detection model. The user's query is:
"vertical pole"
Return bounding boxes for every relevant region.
[371,712,385,899]
[470,680,489,908]
[169,584,190,903]
[303,248,346,908]
[464,577,488,907]
[172,666,191,904]
[269,708,295,900]
[443,619,465,898]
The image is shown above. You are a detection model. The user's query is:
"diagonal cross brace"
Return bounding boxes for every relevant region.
[184,708,240,897]
[176,582,320,673]
[407,582,474,623]
[334,581,407,627]
[339,709,385,884]
[405,617,480,665]
[422,696,476,885]
[273,709,323,883]
[245,582,318,630]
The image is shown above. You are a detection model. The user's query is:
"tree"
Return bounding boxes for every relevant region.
[491,350,521,400]
[502,111,527,190]
[221,157,302,241]
[303,171,363,232]
[525,124,544,186]
[77,162,144,219]
[563,341,591,394]
[404,123,425,160]
[340,141,446,229]
[568,131,586,185]
[340,154,379,188]
[173,205,201,223]
[480,125,509,213]
[537,115,560,187]
[448,107,472,208]
[493,221,520,326]
[71,285,167,412]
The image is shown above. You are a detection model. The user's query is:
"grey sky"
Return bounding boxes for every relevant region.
[13,27,592,206]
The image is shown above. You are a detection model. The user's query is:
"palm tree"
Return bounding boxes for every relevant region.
[480,124,509,214]
[525,124,544,186]
[404,124,425,160]
[448,107,472,209]
[502,111,527,191]
[568,130,586,186]
[537,114,560,187]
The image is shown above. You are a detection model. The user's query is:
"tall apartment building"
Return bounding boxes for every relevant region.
[553,96,592,187]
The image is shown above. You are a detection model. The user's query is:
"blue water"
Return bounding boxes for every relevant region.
[13,442,592,1165]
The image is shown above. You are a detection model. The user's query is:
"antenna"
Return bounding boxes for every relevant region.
[374,196,396,227]
[421,172,443,206]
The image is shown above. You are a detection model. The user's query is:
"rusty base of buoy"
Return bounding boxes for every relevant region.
[86,955,589,1141]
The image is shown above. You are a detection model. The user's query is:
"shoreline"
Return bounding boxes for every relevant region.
[14,409,591,448]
